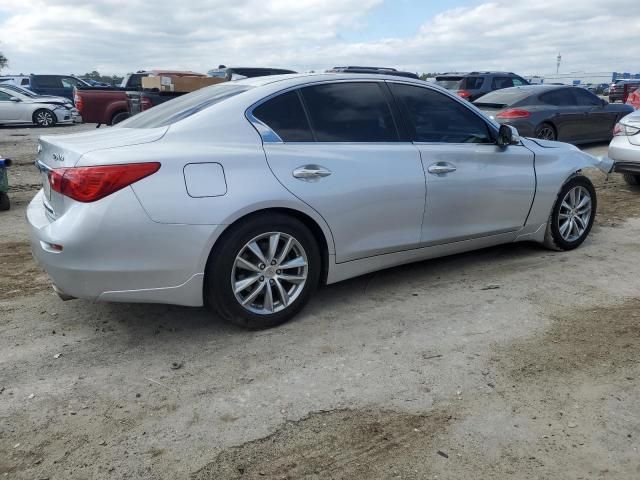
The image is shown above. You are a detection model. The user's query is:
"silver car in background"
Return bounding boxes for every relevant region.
[28,74,610,329]
[0,86,80,126]
[609,110,640,185]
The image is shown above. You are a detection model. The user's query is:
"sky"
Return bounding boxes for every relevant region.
[0,0,638,77]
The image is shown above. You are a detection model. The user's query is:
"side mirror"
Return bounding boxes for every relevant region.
[497,124,519,147]
[9,97,21,102]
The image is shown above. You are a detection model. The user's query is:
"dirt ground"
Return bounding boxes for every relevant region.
[1,124,640,480]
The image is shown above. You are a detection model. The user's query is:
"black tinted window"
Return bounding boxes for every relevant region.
[253,90,314,142]
[492,77,514,89]
[21,79,30,86]
[301,82,398,142]
[390,83,492,144]
[571,88,601,106]
[539,89,577,106]
[127,74,145,89]
[33,76,62,88]
[435,77,462,90]
[462,77,484,89]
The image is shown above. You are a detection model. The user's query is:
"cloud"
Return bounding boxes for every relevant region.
[0,0,638,76]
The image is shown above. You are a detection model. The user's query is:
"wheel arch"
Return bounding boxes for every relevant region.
[205,206,333,286]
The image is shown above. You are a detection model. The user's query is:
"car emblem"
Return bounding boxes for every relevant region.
[52,153,65,162]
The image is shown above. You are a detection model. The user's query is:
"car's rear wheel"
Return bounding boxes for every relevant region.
[623,173,640,186]
[535,122,557,141]
[110,111,130,125]
[33,109,56,127]
[544,176,596,251]
[205,214,321,329]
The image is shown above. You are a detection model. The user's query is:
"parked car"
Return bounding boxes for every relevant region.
[28,73,611,328]
[474,85,633,143]
[0,75,31,87]
[74,70,206,125]
[609,80,640,103]
[327,66,420,79]
[595,83,609,95]
[0,86,80,126]
[608,110,640,185]
[207,66,297,80]
[0,83,74,107]
[434,71,529,101]
[16,75,91,101]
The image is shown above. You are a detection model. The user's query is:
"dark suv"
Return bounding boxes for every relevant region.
[609,80,640,103]
[327,66,420,80]
[435,71,528,101]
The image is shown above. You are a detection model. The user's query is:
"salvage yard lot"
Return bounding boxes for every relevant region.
[1,124,640,479]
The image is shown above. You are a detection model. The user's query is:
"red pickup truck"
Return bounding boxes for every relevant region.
[74,70,205,126]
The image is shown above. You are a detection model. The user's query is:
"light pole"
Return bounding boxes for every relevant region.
[556,53,561,75]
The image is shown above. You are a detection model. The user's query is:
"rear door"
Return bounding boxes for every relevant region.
[253,81,427,262]
[388,82,535,245]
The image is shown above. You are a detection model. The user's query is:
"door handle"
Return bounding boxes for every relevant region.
[292,165,332,181]
[427,163,457,175]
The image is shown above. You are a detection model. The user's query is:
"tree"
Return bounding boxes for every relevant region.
[0,51,7,71]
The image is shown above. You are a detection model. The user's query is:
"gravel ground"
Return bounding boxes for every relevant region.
[1,124,640,480]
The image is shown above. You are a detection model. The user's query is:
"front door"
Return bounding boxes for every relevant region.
[388,82,536,245]
[0,91,23,121]
[251,82,426,263]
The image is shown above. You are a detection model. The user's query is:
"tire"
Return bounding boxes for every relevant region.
[0,192,9,211]
[110,111,130,125]
[623,173,640,186]
[33,109,56,127]
[205,213,321,329]
[544,176,597,251]
[534,122,557,141]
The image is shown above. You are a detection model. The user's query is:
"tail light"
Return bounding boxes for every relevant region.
[496,109,531,119]
[74,92,83,112]
[457,90,471,99]
[141,97,153,111]
[613,122,640,136]
[48,162,160,202]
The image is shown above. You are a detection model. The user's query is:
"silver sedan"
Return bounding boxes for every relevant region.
[0,86,80,126]
[28,74,611,328]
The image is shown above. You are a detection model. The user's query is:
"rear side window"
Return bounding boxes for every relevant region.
[32,76,62,88]
[492,77,514,89]
[435,77,462,90]
[252,90,314,142]
[300,82,398,142]
[539,89,577,106]
[462,77,484,89]
[390,83,493,144]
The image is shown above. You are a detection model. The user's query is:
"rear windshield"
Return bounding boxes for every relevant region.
[435,77,462,89]
[474,88,532,108]
[118,84,253,129]
[435,76,483,90]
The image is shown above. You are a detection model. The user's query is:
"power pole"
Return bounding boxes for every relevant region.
[556,53,561,74]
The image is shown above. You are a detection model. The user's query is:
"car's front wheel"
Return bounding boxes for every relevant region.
[205,213,321,329]
[544,176,597,251]
[33,109,56,127]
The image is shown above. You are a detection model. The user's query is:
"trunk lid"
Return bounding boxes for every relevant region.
[36,126,168,218]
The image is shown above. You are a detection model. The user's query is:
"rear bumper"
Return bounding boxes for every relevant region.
[27,188,220,307]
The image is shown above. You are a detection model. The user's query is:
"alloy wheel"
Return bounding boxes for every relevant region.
[231,232,308,315]
[558,186,592,242]
[36,111,54,127]
[536,125,555,140]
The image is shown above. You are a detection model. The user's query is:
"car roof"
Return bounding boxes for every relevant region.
[438,71,520,77]
[231,72,430,89]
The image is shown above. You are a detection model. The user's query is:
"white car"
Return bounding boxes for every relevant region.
[0,86,80,126]
[609,110,640,185]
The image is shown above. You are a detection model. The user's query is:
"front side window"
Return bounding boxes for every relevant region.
[0,91,12,101]
[512,77,526,86]
[61,77,83,88]
[252,90,314,142]
[390,83,493,144]
[21,79,30,86]
[300,82,398,142]
[571,88,601,106]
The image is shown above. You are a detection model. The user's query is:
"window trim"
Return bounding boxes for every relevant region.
[245,78,411,145]
[386,80,500,146]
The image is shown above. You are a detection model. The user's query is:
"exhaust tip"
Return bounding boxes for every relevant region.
[52,284,76,301]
